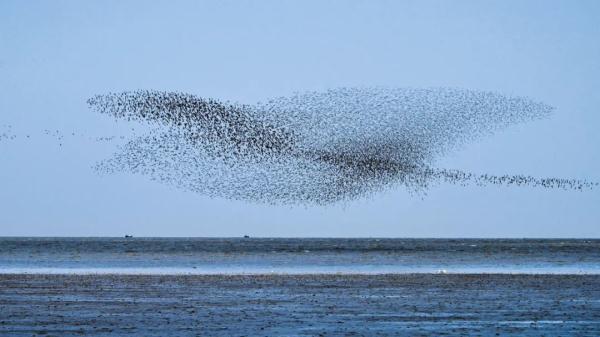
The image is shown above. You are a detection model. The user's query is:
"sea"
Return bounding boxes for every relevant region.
[1,237,599,275]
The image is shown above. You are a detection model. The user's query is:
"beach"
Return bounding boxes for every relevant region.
[1,273,599,336]
[2,238,599,335]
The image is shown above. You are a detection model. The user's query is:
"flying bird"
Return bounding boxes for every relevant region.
[87,87,597,205]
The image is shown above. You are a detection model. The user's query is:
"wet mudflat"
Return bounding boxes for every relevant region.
[1,274,599,336]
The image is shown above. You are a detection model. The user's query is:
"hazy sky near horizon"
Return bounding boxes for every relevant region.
[1,0,599,237]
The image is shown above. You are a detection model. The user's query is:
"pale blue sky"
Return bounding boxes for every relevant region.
[1,0,599,237]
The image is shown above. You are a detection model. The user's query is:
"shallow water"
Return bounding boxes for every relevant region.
[1,237,599,274]
[2,274,600,336]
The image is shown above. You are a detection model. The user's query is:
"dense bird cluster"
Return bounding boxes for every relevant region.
[86,87,596,204]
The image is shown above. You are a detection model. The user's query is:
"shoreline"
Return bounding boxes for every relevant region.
[1,271,600,276]
[2,273,599,336]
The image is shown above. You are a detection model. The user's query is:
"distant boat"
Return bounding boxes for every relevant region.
[124,235,133,238]
[243,235,250,239]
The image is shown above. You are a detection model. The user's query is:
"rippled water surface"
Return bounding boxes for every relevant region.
[1,238,599,274]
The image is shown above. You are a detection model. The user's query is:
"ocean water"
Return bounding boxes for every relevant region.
[1,237,599,274]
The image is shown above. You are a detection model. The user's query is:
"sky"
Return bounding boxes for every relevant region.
[0,0,599,237]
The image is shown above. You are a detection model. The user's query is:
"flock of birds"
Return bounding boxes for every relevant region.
[0,124,16,142]
[2,88,596,205]
[0,125,127,145]
[80,87,597,205]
